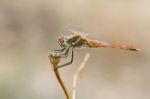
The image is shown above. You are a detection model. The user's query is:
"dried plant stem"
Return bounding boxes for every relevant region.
[49,52,71,99]
[49,52,90,99]
[72,53,90,99]
[53,64,70,99]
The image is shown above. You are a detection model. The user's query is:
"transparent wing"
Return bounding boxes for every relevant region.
[68,26,89,37]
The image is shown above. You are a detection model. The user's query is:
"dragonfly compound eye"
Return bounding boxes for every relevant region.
[58,35,66,47]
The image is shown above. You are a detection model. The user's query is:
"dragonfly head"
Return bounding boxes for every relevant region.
[57,35,68,48]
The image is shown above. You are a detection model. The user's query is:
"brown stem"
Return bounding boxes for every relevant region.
[49,52,70,99]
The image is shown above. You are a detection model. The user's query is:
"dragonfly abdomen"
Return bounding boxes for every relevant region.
[88,40,139,51]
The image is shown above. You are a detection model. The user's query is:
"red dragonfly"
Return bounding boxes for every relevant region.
[54,28,139,69]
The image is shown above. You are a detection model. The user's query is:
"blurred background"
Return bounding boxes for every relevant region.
[0,0,149,99]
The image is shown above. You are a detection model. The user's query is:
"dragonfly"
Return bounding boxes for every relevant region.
[54,28,139,70]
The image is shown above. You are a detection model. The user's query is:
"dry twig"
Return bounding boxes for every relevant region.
[72,53,90,99]
[49,52,90,99]
[49,52,71,99]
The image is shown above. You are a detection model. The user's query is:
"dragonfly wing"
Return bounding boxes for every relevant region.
[68,26,89,37]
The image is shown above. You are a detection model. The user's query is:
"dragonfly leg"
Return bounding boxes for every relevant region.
[54,48,66,52]
[55,48,74,71]
[60,48,69,58]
